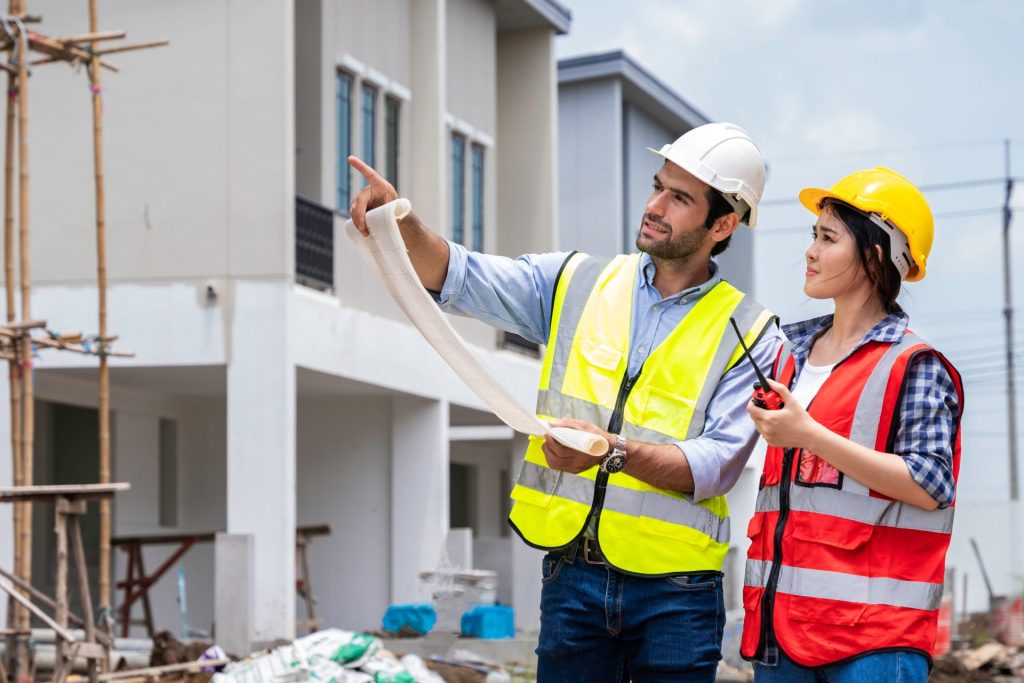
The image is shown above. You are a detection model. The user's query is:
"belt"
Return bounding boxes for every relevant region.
[566,538,607,565]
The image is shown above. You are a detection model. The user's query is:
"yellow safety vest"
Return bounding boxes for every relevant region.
[508,253,775,575]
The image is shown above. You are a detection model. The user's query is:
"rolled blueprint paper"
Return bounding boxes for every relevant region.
[345,198,609,457]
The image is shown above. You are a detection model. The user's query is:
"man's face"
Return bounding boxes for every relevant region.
[635,162,714,260]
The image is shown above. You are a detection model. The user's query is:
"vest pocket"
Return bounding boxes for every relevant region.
[789,514,873,551]
[565,338,624,406]
[641,386,696,432]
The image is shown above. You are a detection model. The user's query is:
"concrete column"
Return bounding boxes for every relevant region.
[497,26,559,257]
[409,0,447,231]
[0,372,10,619]
[508,433,543,632]
[214,533,253,656]
[390,395,448,603]
[225,280,296,645]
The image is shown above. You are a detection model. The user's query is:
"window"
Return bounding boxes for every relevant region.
[336,71,353,212]
[451,134,466,244]
[470,143,484,252]
[385,96,400,189]
[361,83,377,185]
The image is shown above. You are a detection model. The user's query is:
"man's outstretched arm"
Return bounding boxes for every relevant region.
[348,155,450,291]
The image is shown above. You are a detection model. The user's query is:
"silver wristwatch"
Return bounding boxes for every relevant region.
[600,435,628,474]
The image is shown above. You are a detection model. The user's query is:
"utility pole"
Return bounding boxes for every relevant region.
[1003,138,1019,501]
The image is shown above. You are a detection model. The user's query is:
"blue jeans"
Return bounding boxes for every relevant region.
[753,648,929,682]
[536,551,724,683]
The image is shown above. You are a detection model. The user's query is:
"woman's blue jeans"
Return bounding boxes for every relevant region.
[753,648,929,682]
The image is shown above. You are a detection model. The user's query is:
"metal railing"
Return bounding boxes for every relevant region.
[500,331,541,357]
[295,196,334,290]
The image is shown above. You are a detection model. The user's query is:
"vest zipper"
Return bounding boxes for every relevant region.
[591,370,642,529]
[754,351,857,659]
[757,446,795,660]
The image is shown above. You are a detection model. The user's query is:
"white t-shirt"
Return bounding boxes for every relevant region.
[791,360,836,407]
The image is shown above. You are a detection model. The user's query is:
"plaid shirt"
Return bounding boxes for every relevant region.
[781,311,960,508]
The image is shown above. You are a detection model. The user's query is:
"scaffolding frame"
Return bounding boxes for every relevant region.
[0,2,166,679]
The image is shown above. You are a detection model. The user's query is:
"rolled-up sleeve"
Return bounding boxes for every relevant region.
[434,241,571,344]
[681,325,785,502]
[895,353,960,508]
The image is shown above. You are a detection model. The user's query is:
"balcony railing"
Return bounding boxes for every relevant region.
[500,331,541,357]
[295,196,334,290]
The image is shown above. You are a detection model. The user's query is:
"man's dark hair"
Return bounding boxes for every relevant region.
[824,200,902,314]
[704,188,736,256]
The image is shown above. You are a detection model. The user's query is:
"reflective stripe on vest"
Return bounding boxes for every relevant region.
[518,460,731,544]
[509,253,774,572]
[755,483,955,534]
[745,559,943,612]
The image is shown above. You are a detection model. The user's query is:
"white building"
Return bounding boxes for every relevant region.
[0,0,571,653]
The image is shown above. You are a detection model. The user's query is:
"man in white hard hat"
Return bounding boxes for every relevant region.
[349,122,781,683]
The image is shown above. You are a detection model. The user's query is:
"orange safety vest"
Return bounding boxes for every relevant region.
[740,331,963,668]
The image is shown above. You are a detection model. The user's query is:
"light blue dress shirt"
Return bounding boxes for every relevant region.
[436,242,784,502]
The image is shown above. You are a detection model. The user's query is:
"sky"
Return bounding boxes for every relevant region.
[555,0,1024,504]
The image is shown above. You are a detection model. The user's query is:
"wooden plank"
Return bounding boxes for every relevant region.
[297,524,331,538]
[112,531,216,547]
[97,659,231,682]
[0,567,111,644]
[0,577,76,643]
[0,482,130,502]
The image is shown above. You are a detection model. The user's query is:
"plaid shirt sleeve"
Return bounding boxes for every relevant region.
[893,352,961,508]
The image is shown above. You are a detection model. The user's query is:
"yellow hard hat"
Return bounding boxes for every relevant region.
[799,167,934,281]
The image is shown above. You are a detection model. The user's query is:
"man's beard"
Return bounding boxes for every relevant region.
[635,213,709,260]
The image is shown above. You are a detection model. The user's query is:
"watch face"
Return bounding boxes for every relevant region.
[603,454,627,473]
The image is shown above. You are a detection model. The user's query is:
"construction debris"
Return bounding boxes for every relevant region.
[149,631,215,668]
[932,642,1024,683]
[210,629,461,683]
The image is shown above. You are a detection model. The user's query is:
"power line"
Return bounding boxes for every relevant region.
[760,177,1022,208]
[765,137,1010,164]
[758,206,1006,236]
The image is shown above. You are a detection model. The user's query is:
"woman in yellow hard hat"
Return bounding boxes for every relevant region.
[738,168,964,681]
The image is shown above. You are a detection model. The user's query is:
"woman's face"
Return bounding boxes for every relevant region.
[804,204,866,300]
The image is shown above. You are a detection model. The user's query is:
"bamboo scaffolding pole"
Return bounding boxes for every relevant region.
[14,9,33,654]
[87,0,112,637]
[3,0,24,652]
[93,39,167,56]
[56,29,123,44]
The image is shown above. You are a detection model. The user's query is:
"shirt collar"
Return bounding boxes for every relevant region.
[782,309,909,366]
[638,252,722,304]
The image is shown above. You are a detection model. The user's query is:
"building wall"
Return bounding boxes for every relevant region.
[622,101,673,255]
[16,0,294,284]
[557,79,622,257]
[297,396,393,631]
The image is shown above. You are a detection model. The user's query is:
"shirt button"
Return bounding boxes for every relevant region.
[637,346,647,355]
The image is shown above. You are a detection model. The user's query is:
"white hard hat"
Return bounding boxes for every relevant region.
[648,122,766,227]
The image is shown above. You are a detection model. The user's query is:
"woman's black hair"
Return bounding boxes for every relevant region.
[822,200,903,314]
